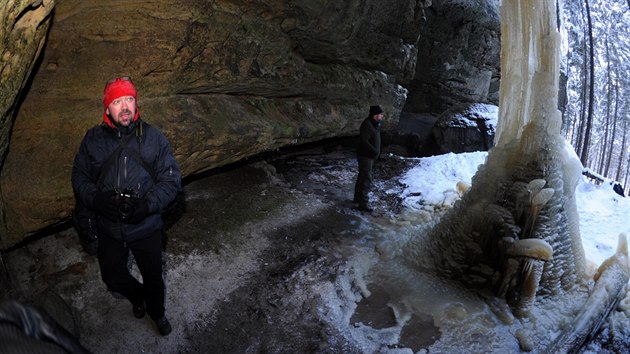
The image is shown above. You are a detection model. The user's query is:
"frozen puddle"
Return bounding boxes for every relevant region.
[320,250,522,353]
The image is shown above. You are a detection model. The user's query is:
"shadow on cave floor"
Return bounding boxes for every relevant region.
[1,144,431,353]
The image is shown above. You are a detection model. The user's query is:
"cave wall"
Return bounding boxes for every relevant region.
[0,0,501,246]
[0,0,54,177]
[403,0,501,114]
[0,0,425,244]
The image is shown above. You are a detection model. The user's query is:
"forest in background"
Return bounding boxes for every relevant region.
[561,0,630,191]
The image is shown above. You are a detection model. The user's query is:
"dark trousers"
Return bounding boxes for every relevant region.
[354,155,374,207]
[97,231,165,321]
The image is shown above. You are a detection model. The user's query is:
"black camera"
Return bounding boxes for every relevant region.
[115,188,136,221]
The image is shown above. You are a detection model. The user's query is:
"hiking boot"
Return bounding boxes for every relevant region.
[155,316,172,336]
[132,303,145,319]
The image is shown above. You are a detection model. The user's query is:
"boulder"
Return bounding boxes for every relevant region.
[432,103,497,154]
[390,112,439,157]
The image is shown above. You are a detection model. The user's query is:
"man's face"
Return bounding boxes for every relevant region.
[106,96,136,127]
[373,113,384,122]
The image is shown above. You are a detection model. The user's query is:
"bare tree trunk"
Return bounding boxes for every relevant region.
[575,2,588,157]
[580,0,595,167]
[569,112,577,143]
[604,82,618,177]
[591,136,603,173]
[615,117,627,182]
[598,37,611,175]
[575,39,588,156]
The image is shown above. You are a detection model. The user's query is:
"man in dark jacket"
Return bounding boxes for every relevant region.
[71,77,181,336]
[353,105,384,212]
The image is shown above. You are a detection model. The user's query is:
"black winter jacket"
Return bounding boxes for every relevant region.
[71,119,182,243]
[357,116,381,159]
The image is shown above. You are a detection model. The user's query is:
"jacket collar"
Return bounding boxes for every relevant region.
[102,118,141,137]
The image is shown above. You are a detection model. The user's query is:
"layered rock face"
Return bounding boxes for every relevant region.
[403,0,501,114]
[0,0,500,246]
[0,0,424,244]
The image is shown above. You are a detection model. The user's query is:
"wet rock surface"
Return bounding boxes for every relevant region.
[1,145,417,353]
[0,0,53,168]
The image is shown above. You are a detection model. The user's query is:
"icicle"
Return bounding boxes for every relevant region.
[513,258,545,318]
[505,238,553,261]
[548,234,630,352]
[527,179,546,197]
[498,238,553,317]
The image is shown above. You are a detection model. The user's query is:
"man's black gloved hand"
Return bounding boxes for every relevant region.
[93,190,119,221]
[122,198,150,224]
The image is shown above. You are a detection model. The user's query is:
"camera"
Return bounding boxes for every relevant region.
[115,188,136,221]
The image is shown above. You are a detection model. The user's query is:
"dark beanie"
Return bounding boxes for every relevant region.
[369,105,383,116]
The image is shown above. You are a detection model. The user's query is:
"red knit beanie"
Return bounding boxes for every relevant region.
[103,78,139,126]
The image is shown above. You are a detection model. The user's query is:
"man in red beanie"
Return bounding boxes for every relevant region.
[353,105,384,212]
[101,77,139,127]
[72,76,182,336]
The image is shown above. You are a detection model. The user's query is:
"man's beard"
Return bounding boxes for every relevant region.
[114,109,133,127]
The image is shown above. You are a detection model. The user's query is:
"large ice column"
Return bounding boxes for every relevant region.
[495,0,587,294]
[496,0,562,148]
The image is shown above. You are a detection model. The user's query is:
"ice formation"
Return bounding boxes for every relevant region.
[368,0,628,352]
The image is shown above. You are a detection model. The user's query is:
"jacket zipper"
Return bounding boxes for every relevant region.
[116,131,128,247]
[124,156,128,181]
